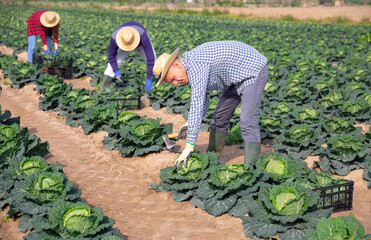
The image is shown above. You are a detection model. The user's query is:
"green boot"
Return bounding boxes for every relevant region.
[207,128,227,157]
[244,142,261,165]
[100,75,114,92]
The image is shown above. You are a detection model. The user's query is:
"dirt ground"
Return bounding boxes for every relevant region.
[25,1,371,23]
[0,45,370,239]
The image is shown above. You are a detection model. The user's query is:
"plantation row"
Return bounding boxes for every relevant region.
[0,106,123,239]
[149,151,370,239]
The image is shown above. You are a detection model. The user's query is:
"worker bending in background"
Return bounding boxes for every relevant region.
[101,21,156,92]
[153,41,268,167]
[27,10,60,63]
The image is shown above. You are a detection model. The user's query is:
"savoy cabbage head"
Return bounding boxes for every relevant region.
[26,200,119,240]
[255,152,310,182]
[274,124,324,160]
[191,163,264,217]
[306,213,369,240]
[320,117,359,136]
[241,181,332,240]
[150,151,220,202]
[10,171,81,217]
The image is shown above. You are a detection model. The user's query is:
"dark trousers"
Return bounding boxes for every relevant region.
[211,64,269,142]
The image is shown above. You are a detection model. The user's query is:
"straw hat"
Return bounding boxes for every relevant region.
[116,27,140,51]
[153,48,180,87]
[40,11,60,28]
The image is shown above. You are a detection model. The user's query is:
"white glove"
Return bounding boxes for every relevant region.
[174,142,194,169]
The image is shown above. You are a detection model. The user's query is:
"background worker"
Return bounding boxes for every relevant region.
[153,41,268,167]
[27,10,60,63]
[100,21,156,92]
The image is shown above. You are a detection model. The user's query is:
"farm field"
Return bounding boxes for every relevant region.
[25,1,371,23]
[0,4,370,240]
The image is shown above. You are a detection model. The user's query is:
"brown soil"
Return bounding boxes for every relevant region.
[25,2,371,23]
[0,45,370,239]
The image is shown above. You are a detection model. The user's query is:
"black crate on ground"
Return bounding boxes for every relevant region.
[41,67,73,79]
[33,53,73,68]
[313,180,354,213]
[33,53,73,79]
[107,94,141,110]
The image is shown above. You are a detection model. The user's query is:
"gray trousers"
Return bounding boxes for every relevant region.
[211,64,269,142]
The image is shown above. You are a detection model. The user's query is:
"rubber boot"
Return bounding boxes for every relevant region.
[244,142,261,165]
[100,75,114,92]
[207,128,227,157]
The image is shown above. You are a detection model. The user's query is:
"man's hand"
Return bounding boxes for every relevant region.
[54,49,58,54]
[178,122,188,139]
[115,71,122,81]
[174,142,194,169]
[145,79,153,92]
[44,50,50,54]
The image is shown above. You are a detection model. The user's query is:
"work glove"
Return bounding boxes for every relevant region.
[54,49,58,54]
[44,50,50,54]
[145,79,153,92]
[115,71,122,81]
[178,122,188,139]
[174,142,194,169]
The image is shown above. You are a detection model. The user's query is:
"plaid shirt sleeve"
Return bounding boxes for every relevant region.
[187,62,210,143]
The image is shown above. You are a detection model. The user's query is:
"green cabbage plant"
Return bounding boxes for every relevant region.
[114,118,172,157]
[150,151,220,202]
[260,116,287,139]
[306,213,369,240]
[341,100,370,121]
[10,171,81,217]
[320,117,360,136]
[191,163,264,217]
[263,101,293,117]
[255,152,310,182]
[25,200,120,240]
[316,134,369,176]
[81,104,118,134]
[241,181,332,239]
[274,124,324,160]
[290,107,323,126]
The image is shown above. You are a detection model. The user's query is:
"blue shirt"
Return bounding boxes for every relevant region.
[180,41,267,143]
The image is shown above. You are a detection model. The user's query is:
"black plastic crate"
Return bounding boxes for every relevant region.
[41,67,73,79]
[107,94,141,110]
[313,180,354,213]
[33,52,73,79]
[33,52,73,68]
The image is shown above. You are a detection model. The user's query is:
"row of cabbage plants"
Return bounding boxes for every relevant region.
[150,151,370,239]
[0,106,123,239]
[0,53,173,157]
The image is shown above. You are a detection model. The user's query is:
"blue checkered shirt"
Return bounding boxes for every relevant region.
[180,41,267,143]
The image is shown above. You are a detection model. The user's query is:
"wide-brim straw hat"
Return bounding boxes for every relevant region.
[40,11,60,28]
[116,27,140,51]
[153,48,180,87]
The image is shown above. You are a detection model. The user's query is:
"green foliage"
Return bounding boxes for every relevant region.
[150,151,220,202]
[9,156,48,177]
[256,152,309,182]
[306,213,367,240]
[241,181,332,239]
[27,200,118,239]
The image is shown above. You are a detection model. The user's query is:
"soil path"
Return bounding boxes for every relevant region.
[0,46,370,239]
